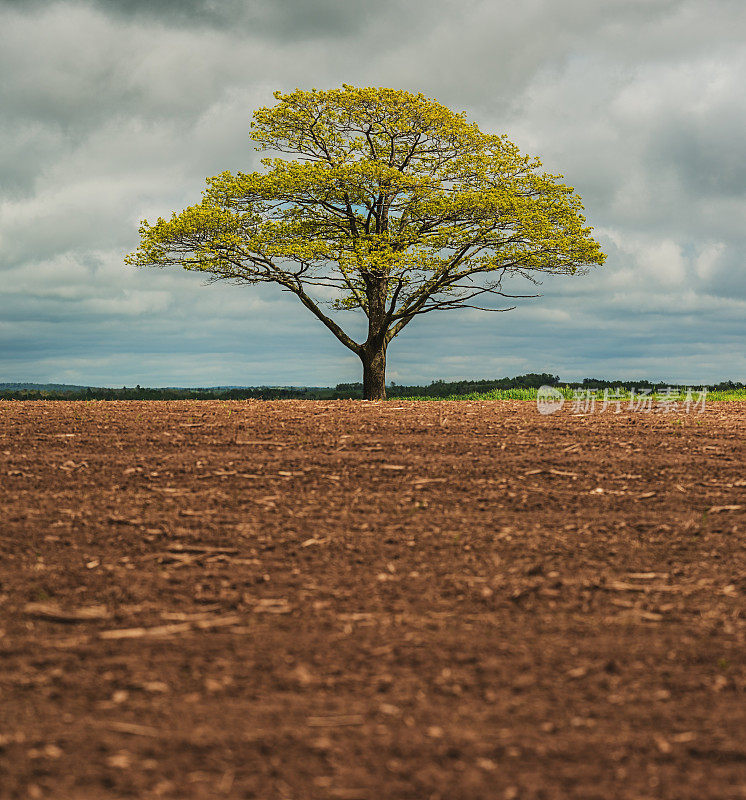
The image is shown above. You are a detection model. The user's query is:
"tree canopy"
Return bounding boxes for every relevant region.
[127,85,606,399]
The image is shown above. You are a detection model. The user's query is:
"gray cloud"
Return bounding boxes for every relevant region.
[1,0,434,38]
[0,0,744,386]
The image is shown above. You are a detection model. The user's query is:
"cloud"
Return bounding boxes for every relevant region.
[1,0,440,40]
[0,0,744,386]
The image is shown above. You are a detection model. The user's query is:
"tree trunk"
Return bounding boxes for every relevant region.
[361,343,387,400]
[360,271,389,400]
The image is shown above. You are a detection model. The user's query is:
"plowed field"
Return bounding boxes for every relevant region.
[0,400,744,799]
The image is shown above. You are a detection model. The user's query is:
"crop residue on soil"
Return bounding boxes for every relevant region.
[0,400,744,799]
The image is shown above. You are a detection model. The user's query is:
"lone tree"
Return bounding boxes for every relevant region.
[128,85,605,399]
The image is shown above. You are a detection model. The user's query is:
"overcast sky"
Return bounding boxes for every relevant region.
[1,0,744,387]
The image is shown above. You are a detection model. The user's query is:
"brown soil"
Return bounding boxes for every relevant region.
[0,399,744,800]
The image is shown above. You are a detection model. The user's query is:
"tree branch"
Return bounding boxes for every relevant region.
[284,280,362,355]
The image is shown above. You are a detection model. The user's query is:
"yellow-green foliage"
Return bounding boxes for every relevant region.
[127,85,605,350]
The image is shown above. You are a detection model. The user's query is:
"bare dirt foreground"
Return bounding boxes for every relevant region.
[0,400,744,800]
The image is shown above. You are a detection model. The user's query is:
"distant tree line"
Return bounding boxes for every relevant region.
[1,375,743,401]
[574,378,745,391]
[0,385,338,401]
[382,373,561,398]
